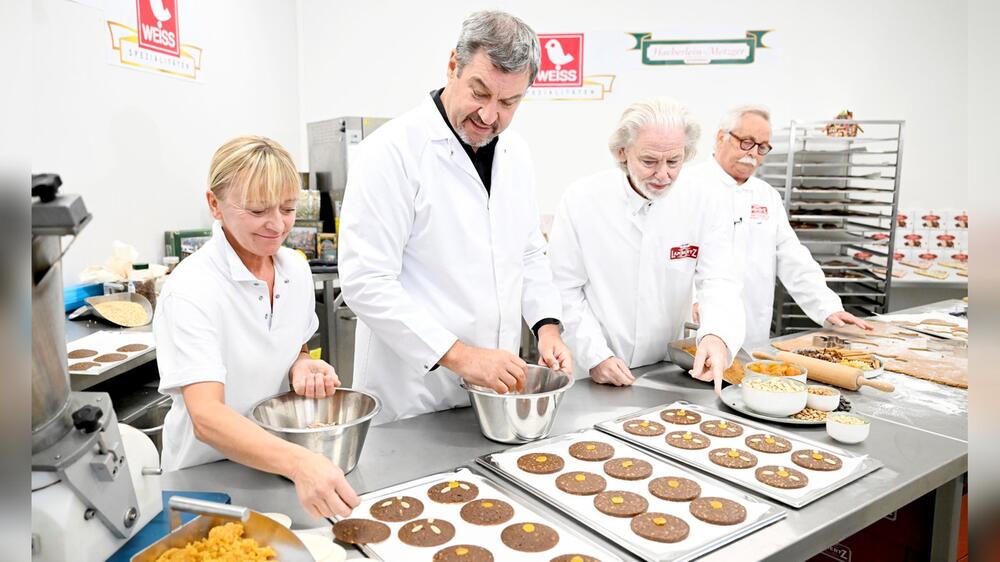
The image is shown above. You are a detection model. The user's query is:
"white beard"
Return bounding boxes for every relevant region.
[630,174,672,200]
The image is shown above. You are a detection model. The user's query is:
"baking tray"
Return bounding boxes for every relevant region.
[478,429,785,562]
[594,401,882,508]
[666,336,752,372]
[332,467,624,561]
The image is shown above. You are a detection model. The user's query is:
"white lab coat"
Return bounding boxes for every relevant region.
[338,96,561,425]
[547,168,745,372]
[685,158,843,346]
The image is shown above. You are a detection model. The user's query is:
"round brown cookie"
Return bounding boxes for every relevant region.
[398,518,455,547]
[500,522,560,552]
[116,343,149,353]
[427,480,479,503]
[517,453,565,474]
[622,419,666,436]
[331,518,390,544]
[68,362,100,371]
[369,495,424,522]
[665,430,711,450]
[708,448,758,469]
[659,408,701,425]
[555,471,607,496]
[791,449,844,471]
[94,353,127,363]
[460,498,515,526]
[745,433,792,454]
[68,349,97,359]
[630,512,690,543]
[568,441,615,461]
[550,555,600,562]
[593,491,648,517]
[689,497,747,526]
[756,465,809,489]
[648,476,702,502]
[699,419,744,438]
[433,544,494,562]
[603,458,653,481]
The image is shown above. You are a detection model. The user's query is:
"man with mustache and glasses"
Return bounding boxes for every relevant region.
[338,11,572,424]
[687,105,872,347]
[547,98,744,394]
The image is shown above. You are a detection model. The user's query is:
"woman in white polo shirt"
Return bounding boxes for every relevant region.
[153,136,359,518]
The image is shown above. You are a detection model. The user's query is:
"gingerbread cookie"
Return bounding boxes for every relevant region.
[593,491,648,517]
[660,408,701,425]
[791,449,843,471]
[500,522,560,552]
[398,518,455,547]
[517,453,565,474]
[756,465,809,489]
[427,480,479,503]
[332,518,390,544]
[460,498,514,526]
[68,349,97,359]
[433,545,494,562]
[93,353,127,363]
[603,458,653,480]
[623,419,666,436]
[689,497,747,526]
[68,362,100,371]
[745,433,792,454]
[369,495,423,522]
[550,555,600,562]
[648,476,702,502]
[699,419,744,438]
[568,441,615,461]
[630,512,690,543]
[116,343,149,353]
[665,430,711,450]
[708,448,758,469]
[555,471,607,496]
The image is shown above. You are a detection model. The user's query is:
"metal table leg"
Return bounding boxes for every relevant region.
[323,279,337,365]
[930,474,964,561]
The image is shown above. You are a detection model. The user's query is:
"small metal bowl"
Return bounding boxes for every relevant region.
[250,389,380,474]
[462,365,573,444]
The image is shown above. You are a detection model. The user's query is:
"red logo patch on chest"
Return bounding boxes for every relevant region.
[669,245,699,260]
[750,204,769,221]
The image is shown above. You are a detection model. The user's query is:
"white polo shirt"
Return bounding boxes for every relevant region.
[154,221,318,471]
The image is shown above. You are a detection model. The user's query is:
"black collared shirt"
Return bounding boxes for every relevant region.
[431,88,498,195]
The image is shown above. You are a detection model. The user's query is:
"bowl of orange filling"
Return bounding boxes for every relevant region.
[743,360,807,383]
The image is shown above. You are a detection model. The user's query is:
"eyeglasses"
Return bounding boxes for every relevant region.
[728,131,773,155]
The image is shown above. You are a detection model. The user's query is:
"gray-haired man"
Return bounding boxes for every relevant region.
[338,11,572,424]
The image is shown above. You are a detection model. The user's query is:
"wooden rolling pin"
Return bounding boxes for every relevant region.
[752,351,894,393]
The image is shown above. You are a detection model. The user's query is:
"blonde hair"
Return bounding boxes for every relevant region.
[608,98,701,173]
[208,136,300,207]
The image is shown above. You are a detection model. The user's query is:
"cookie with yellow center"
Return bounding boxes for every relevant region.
[708,448,758,469]
[745,433,792,454]
[791,449,843,471]
[603,457,653,480]
[432,544,494,562]
[398,518,456,547]
[689,497,747,525]
[648,476,702,501]
[659,408,702,425]
[665,430,711,450]
[550,555,600,562]
[568,440,615,461]
[369,495,424,522]
[500,522,560,552]
[517,453,565,474]
[593,490,649,517]
[459,498,515,525]
[755,465,809,489]
[630,512,691,543]
[623,418,666,436]
[699,419,744,438]
[331,518,391,544]
[555,471,607,496]
[427,480,479,504]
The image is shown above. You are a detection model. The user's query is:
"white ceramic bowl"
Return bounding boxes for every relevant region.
[743,360,808,383]
[806,385,841,412]
[826,412,871,444]
[261,512,292,528]
[741,375,808,417]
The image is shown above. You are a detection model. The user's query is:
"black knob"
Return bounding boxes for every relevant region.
[72,405,103,433]
[31,173,63,203]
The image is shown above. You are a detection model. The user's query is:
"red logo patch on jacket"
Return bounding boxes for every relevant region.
[750,204,769,221]
[670,245,699,260]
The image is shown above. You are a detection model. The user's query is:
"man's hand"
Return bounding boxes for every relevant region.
[289,450,360,518]
[440,341,528,394]
[589,356,634,386]
[537,324,573,374]
[691,302,701,324]
[826,311,873,331]
[689,334,730,395]
[290,356,340,398]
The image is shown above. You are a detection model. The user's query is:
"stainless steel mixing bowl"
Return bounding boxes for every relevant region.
[463,365,573,444]
[250,388,380,474]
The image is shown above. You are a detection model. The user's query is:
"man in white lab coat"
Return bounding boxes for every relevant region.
[338,11,572,424]
[548,98,745,393]
[687,105,871,346]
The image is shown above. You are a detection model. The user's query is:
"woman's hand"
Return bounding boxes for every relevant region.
[290,356,341,398]
[290,450,360,518]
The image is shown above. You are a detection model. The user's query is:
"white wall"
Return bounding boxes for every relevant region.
[297,0,968,215]
[33,0,303,283]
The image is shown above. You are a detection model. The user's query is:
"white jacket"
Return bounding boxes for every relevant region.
[338,96,561,425]
[548,168,745,371]
[686,158,843,346]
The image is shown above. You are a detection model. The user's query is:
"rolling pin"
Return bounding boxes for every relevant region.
[752,351,894,393]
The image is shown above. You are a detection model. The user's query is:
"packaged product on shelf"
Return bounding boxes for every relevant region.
[920,210,943,229]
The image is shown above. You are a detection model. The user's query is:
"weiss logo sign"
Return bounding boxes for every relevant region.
[536,34,583,87]
[136,0,180,57]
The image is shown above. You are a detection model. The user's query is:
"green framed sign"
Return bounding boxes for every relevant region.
[630,30,772,66]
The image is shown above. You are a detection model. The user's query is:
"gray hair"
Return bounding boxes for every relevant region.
[718,104,771,131]
[455,11,541,86]
[608,97,701,172]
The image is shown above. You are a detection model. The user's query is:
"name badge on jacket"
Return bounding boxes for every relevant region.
[670,245,699,260]
[750,204,769,221]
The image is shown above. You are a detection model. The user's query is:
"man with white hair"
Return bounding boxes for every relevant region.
[687,105,871,346]
[548,98,744,393]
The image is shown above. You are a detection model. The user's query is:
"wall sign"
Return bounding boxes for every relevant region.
[629,30,772,66]
[104,0,206,81]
